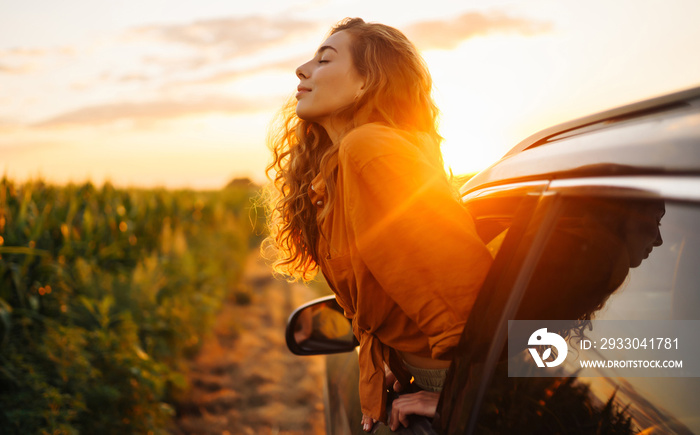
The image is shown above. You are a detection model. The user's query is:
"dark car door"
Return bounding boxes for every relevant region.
[437,176,700,434]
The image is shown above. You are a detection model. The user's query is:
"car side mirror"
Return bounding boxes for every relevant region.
[285,295,359,355]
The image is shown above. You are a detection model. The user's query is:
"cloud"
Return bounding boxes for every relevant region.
[117,73,152,83]
[1,48,47,57]
[33,96,278,128]
[140,55,210,72]
[0,63,34,74]
[0,45,76,75]
[0,49,42,74]
[0,117,23,133]
[406,11,553,50]
[0,46,76,60]
[160,54,307,91]
[129,15,324,58]
[100,15,321,83]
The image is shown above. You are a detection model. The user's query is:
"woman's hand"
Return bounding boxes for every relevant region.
[361,414,376,432]
[384,362,403,392]
[361,363,414,431]
[361,364,403,432]
[388,391,440,432]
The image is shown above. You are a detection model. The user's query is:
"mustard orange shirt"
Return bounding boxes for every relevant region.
[308,123,493,422]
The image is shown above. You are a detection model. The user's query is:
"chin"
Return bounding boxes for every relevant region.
[295,99,315,116]
[295,107,313,122]
[296,112,324,127]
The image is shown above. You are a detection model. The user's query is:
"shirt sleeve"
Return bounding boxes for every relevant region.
[339,126,493,359]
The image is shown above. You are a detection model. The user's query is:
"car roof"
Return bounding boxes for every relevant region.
[462,86,700,195]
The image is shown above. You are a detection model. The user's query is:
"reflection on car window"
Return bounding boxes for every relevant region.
[514,197,664,325]
[476,198,700,434]
[601,202,700,321]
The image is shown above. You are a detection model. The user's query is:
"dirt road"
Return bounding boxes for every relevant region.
[170,252,327,435]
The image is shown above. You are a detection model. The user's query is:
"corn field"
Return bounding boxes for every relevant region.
[0,177,264,434]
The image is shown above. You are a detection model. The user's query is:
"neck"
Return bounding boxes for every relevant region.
[320,118,351,145]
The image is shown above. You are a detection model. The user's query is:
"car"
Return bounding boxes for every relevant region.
[286,85,700,434]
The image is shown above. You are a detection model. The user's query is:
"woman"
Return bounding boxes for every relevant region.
[265,18,493,432]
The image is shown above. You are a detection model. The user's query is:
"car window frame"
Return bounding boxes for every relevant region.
[437,180,553,433]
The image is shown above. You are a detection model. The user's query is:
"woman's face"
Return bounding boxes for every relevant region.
[623,202,665,268]
[295,30,365,131]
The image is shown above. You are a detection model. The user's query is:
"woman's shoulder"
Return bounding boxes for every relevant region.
[339,123,425,168]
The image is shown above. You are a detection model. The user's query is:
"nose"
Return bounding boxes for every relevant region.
[653,228,663,247]
[296,63,308,80]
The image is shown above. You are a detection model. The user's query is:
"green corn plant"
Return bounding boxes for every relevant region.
[0,177,263,434]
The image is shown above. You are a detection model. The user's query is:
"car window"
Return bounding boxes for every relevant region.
[471,195,700,434]
[462,181,547,247]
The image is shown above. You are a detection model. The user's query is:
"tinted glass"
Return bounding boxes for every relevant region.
[462,182,546,247]
[475,197,700,434]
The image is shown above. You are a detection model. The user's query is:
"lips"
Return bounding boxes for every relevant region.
[296,85,311,99]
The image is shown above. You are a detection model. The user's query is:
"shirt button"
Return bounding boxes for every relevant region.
[310,184,315,191]
[316,200,323,206]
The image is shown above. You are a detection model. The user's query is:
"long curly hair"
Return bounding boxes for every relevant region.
[263,17,443,280]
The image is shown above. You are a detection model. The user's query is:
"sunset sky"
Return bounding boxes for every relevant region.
[2,0,699,189]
